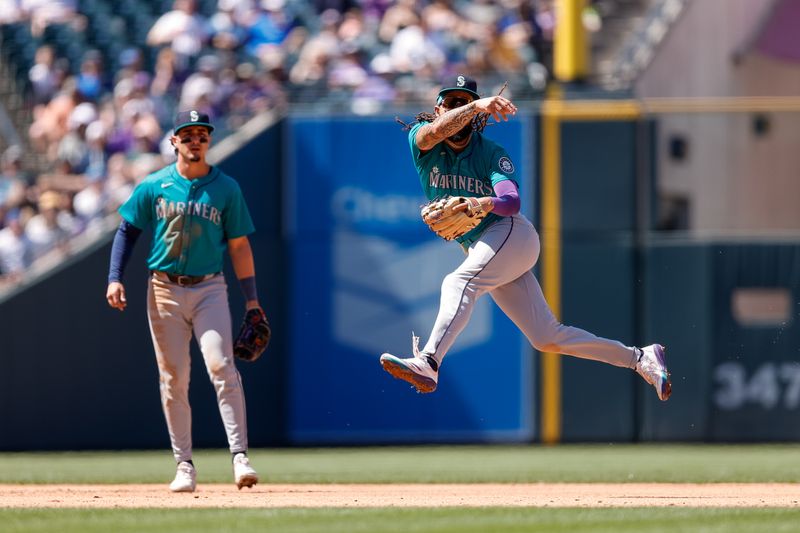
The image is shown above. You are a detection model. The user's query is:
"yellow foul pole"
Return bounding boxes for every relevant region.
[554,0,589,82]
[540,105,562,445]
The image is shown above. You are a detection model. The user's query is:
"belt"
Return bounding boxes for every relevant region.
[151,271,220,287]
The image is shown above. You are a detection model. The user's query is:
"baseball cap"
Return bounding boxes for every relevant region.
[437,74,480,102]
[173,110,214,135]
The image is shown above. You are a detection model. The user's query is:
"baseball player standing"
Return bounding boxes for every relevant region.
[106,111,261,492]
[380,75,672,401]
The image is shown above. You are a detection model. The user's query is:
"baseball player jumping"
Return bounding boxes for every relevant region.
[380,75,672,401]
[106,111,262,492]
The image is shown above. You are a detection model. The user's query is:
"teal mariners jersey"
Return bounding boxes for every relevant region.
[408,122,518,245]
[119,164,255,275]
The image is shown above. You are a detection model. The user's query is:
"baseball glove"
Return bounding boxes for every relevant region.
[420,195,488,241]
[233,308,271,362]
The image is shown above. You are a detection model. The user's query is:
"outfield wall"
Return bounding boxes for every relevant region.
[0,111,797,449]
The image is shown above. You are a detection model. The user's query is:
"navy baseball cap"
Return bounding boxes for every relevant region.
[437,74,480,102]
[173,110,214,135]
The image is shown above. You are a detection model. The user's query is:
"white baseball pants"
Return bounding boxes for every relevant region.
[147,275,248,463]
[422,214,638,369]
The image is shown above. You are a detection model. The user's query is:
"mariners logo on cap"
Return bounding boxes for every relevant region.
[174,110,214,134]
[437,74,480,101]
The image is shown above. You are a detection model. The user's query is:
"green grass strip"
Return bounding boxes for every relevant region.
[2,507,800,533]
[0,445,798,484]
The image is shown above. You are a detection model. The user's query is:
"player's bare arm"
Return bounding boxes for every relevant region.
[416,104,478,150]
[228,236,261,310]
[416,96,518,151]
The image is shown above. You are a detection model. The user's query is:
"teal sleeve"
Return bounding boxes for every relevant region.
[118,181,152,229]
[489,146,518,187]
[408,122,422,151]
[408,122,426,164]
[408,122,430,172]
[224,184,255,238]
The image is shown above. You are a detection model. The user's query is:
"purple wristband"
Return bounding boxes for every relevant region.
[239,276,258,301]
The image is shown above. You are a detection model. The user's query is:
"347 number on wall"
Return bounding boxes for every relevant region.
[714,362,800,410]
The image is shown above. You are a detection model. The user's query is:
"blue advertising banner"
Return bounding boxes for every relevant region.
[284,114,536,443]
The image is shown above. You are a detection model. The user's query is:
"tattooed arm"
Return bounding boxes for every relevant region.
[416,96,517,151]
[416,104,478,151]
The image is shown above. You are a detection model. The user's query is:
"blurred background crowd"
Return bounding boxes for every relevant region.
[0,0,607,286]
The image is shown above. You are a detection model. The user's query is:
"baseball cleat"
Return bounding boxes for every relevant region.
[233,453,258,489]
[169,461,197,492]
[380,353,439,393]
[635,344,672,401]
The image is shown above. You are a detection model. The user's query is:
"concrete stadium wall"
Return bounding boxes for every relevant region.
[636,0,800,232]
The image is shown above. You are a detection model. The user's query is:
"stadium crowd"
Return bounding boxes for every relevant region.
[0,0,603,287]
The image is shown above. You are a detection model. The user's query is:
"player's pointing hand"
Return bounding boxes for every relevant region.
[473,96,517,123]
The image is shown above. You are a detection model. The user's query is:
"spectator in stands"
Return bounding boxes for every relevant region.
[328,42,368,94]
[21,0,77,37]
[57,101,97,174]
[129,109,163,157]
[2,0,565,287]
[0,146,28,210]
[25,189,75,260]
[388,14,446,75]
[0,0,24,24]
[149,48,184,117]
[103,82,136,156]
[83,120,108,182]
[288,9,339,97]
[103,153,137,212]
[378,0,418,44]
[28,44,65,105]
[28,77,80,160]
[359,0,393,24]
[483,14,533,76]
[351,54,397,114]
[243,0,299,58]
[72,174,106,231]
[534,0,556,42]
[337,8,376,59]
[180,54,222,115]
[0,208,32,282]
[75,49,105,103]
[147,0,210,60]
[210,0,252,51]
[117,50,152,87]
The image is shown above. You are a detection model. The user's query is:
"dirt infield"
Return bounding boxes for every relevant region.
[1,483,798,508]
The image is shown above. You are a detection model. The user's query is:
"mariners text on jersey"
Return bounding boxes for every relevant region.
[118,163,254,276]
[428,167,494,195]
[156,198,222,226]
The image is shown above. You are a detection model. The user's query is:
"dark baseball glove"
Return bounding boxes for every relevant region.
[421,195,488,241]
[233,308,271,362]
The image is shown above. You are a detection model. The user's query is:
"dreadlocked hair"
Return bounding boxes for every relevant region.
[395,81,508,134]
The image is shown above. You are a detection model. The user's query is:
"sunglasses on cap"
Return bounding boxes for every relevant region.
[440,96,472,109]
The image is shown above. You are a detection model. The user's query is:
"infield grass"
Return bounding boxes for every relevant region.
[3,507,800,533]
[0,444,798,484]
